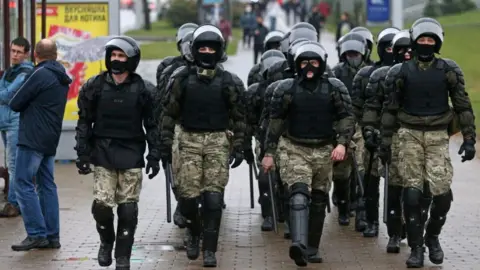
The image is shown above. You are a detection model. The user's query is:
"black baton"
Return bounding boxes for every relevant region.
[249,164,255,209]
[267,172,278,233]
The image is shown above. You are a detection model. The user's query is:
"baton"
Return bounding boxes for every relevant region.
[267,172,278,233]
[248,164,255,209]
[351,153,365,197]
[252,161,259,179]
[165,164,175,223]
[383,164,389,224]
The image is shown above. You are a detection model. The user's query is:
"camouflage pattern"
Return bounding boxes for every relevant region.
[176,131,231,198]
[247,63,264,86]
[264,77,355,156]
[352,125,364,172]
[172,125,182,180]
[159,65,247,154]
[381,58,476,148]
[331,61,367,96]
[259,80,284,133]
[93,166,143,207]
[277,137,333,193]
[397,128,452,196]
[380,132,402,186]
[333,125,364,180]
[245,82,265,139]
[155,56,183,87]
[265,60,292,86]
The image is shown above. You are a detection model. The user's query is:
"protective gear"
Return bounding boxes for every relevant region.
[363,128,380,151]
[402,61,449,116]
[173,204,186,228]
[416,44,436,61]
[260,49,286,78]
[229,150,244,168]
[351,26,374,60]
[363,176,380,237]
[308,190,328,263]
[191,25,225,69]
[378,145,391,165]
[386,185,403,253]
[346,55,363,68]
[425,190,452,265]
[179,197,201,260]
[287,38,310,69]
[181,72,228,131]
[279,32,291,58]
[294,42,328,79]
[76,156,92,175]
[458,139,475,162]
[289,22,317,43]
[92,201,115,267]
[115,203,138,270]
[202,192,224,267]
[258,171,274,230]
[244,147,255,165]
[109,60,128,74]
[335,176,350,226]
[339,32,366,61]
[146,159,160,179]
[410,17,444,54]
[264,30,285,51]
[403,188,425,268]
[105,36,141,73]
[176,23,199,51]
[392,30,412,63]
[376,27,400,65]
[180,32,195,62]
[289,183,310,267]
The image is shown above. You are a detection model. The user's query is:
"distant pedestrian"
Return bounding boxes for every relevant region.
[253,16,269,64]
[218,15,232,52]
[240,5,256,48]
[10,39,71,251]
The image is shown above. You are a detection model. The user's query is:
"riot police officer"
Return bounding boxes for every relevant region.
[159,25,246,267]
[245,50,286,231]
[352,27,400,236]
[350,26,375,65]
[247,30,284,86]
[75,36,161,270]
[380,18,476,268]
[331,32,368,226]
[262,42,355,266]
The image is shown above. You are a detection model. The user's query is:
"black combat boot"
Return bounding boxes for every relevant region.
[288,183,309,267]
[174,203,187,228]
[180,197,202,260]
[355,198,367,231]
[424,191,452,265]
[349,172,361,216]
[92,201,115,267]
[283,187,291,239]
[115,203,138,270]
[202,192,223,267]
[276,178,286,222]
[403,188,425,268]
[363,176,380,237]
[260,193,274,231]
[336,181,350,226]
[386,186,404,253]
[307,190,327,264]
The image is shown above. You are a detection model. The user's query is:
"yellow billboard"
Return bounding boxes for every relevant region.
[36,3,109,120]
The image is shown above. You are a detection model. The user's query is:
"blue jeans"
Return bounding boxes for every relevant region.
[15,146,59,239]
[270,17,277,31]
[1,129,19,207]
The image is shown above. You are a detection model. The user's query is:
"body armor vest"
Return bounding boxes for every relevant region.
[288,81,335,139]
[181,70,229,131]
[93,77,145,140]
[339,66,355,94]
[255,83,267,122]
[3,66,31,83]
[402,60,449,116]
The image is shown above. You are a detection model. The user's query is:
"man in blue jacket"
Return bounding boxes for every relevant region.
[9,39,71,251]
[0,37,34,217]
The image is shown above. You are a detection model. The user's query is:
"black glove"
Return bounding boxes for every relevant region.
[229,150,244,168]
[146,159,160,179]
[363,128,380,152]
[244,147,255,165]
[76,156,92,175]
[378,145,392,165]
[160,152,172,169]
[458,139,476,162]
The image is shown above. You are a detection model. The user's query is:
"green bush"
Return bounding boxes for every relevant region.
[441,0,477,16]
[165,0,198,28]
[232,1,244,28]
[423,0,443,17]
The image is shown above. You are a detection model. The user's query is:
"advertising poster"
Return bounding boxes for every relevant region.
[366,0,390,24]
[36,3,109,120]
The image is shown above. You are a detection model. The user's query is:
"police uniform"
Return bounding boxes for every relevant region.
[159,25,246,267]
[247,30,284,86]
[264,42,355,266]
[350,26,375,65]
[379,18,476,268]
[75,36,161,270]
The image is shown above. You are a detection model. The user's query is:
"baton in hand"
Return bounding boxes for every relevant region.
[267,172,279,233]
[383,164,389,224]
[252,161,259,179]
[351,153,365,197]
[248,164,255,209]
[165,163,175,223]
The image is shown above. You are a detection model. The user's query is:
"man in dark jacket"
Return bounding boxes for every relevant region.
[9,39,71,251]
[253,16,269,64]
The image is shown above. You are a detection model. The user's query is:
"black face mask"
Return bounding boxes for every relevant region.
[415,44,435,62]
[196,53,217,69]
[300,63,320,81]
[110,60,128,74]
[382,52,395,66]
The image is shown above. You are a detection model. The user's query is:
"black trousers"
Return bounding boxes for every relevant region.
[253,46,264,64]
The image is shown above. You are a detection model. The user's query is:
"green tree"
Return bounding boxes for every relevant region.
[423,0,443,17]
[166,0,198,27]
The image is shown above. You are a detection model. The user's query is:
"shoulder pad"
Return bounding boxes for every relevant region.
[143,80,156,91]
[440,58,460,70]
[276,78,295,91]
[248,82,260,92]
[250,63,262,73]
[224,71,246,89]
[356,65,375,77]
[386,63,403,77]
[370,66,391,81]
[331,62,345,76]
[161,56,177,67]
[328,77,348,91]
[268,60,286,74]
[170,65,189,79]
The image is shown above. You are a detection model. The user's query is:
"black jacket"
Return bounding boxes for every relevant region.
[254,24,270,46]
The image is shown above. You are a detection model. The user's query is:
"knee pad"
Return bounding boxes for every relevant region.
[117,202,139,227]
[202,192,223,212]
[387,185,403,212]
[289,183,310,210]
[289,182,310,198]
[92,200,114,224]
[430,190,453,218]
[179,197,200,218]
[310,190,328,213]
[257,170,270,194]
[402,187,422,207]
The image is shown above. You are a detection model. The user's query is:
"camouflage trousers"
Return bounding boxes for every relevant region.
[397,128,453,196]
[93,166,143,208]
[172,125,182,186]
[277,137,333,193]
[176,130,231,198]
[333,125,364,181]
[377,132,402,186]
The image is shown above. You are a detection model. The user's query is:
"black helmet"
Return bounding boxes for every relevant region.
[392,29,412,63]
[104,36,141,73]
[191,25,225,69]
[279,32,291,57]
[294,42,328,76]
[260,50,286,77]
[264,30,284,51]
[176,23,199,49]
[376,27,400,61]
[289,24,318,44]
[410,17,444,53]
[339,32,366,57]
[351,26,374,58]
[287,38,310,69]
[180,32,194,63]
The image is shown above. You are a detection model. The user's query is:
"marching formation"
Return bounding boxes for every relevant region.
[73,17,476,270]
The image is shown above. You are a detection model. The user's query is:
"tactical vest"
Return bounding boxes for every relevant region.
[93,76,145,140]
[180,70,229,131]
[287,81,335,139]
[255,83,268,122]
[402,60,449,116]
[338,65,355,95]
[3,66,31,83]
